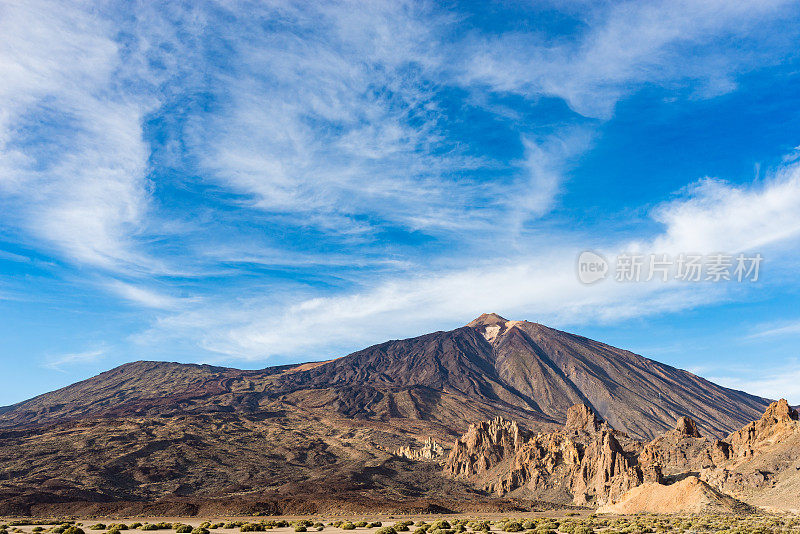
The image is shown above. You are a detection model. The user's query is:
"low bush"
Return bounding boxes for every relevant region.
[89,525,106,531]
[375,528,396,534]
[191,528,209,534]
[63,528,85,534]
[130,525,142,530]
[502,524,522,533]
[174,526,192,533]
[239,525,264,533]
[294,528,306,533]
[340,524,355,531]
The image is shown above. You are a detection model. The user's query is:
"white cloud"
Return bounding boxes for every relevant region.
[188,1,503,237]
[105,280,192,310]
[459,0,797,118]
[747,320,800,339]
[646,166,800,255]
[0,0,156,271]
[42,348,105,372]
[708,361,800,404]
[140,159,800,361]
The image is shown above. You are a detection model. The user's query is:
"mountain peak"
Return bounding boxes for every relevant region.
[466,312,509,327]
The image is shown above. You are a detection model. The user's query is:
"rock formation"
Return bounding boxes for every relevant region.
[446,404,652,505]
[395,437,445,460]
[445,417,525,476]
[447,399,800,512]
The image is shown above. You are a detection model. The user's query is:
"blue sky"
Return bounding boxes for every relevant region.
[2,0,800,407]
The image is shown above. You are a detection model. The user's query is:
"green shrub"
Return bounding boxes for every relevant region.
[341,524,356,531]
[191,528,209,534]
[375,528,396,534]
[89,525,106,531]
[239,526,264,533]
[63,528,85,534]
[130,526,142,530]
[174,526,192,534]
[199,524,211,530]
[503,525,522,533]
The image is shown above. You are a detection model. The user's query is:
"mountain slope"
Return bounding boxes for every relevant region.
[0,314,775,513]
[1,314,769,439]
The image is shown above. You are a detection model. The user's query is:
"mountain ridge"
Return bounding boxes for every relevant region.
[0,314,780,515]
[1,315,769,440]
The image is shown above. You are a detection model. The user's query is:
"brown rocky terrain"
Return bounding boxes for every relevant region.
[0,314,777,514]
[445,399,800,514]
[444,404,655,506]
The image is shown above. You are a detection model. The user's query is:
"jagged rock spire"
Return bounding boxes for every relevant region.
[674,416,702,438]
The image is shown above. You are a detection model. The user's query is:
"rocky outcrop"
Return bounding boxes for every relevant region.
[447,404,650,505]
[638,416,713,476]
[565,403,603,433]
[675,416,702,438]
[446,399,800,511]
[727,399,798,459]
[444,417,525,476]
[395,437,444,460]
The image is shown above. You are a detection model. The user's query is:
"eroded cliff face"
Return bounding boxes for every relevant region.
[445,417,526,477]
[445,399,800,512]
[445,404,653,505]
[726,398,798,459]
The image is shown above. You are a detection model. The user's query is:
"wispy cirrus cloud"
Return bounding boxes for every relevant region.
[459,0,799,118]
[42,347,106,372]
[0,1,158,272]
[746,321,800,339]
[139,158,800,360]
